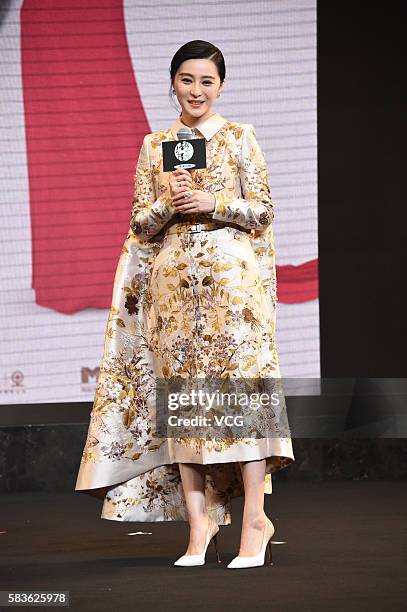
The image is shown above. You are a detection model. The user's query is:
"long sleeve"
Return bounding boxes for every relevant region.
[211,124,274,231]
[130,135,175,240]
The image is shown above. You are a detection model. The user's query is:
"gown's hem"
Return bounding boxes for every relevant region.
[74,453,294,500]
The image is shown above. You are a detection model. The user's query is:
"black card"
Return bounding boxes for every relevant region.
[162,137,206,172]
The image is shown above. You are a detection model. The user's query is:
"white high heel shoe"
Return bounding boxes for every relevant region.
[227,514,275,569]
[174,517,221,567]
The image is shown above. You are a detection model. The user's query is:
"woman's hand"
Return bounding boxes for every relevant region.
[170,168,216,215]
[169,168,193,199]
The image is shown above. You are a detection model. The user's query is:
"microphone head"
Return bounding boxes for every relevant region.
[177,126,196,140]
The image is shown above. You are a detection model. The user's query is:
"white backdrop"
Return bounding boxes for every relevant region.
[0,0,319,404]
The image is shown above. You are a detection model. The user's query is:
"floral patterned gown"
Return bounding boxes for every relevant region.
[75,112,295,524]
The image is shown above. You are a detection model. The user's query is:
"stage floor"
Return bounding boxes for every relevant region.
[1,481,406,612]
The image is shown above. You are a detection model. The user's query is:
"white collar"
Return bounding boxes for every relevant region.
[170,112,228,141]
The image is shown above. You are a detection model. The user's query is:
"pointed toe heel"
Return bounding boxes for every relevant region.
[174,518,221,567]
[227,514,275,569]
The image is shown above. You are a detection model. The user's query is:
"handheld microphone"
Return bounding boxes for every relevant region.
[177,126,196,141]
[175,126,198,170]
[161,126,206,172]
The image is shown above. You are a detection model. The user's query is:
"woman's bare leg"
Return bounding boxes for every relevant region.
[238,459,267,556]
[178,462,209,555]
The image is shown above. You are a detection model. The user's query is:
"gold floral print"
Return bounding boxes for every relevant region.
[211,124,275,230]
[130,135,175,240]
[130,121,275,241]
[75,113,295,524]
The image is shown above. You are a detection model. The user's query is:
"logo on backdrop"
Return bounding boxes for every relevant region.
[0,370,26,395]
[80,366,100,393]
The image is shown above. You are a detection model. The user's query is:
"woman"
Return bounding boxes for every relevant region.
[75,40,295,569]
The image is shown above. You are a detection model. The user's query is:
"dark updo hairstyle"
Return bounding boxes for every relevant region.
[169,40,225,111]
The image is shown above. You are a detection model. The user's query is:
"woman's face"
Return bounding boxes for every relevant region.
[173,58,223,124]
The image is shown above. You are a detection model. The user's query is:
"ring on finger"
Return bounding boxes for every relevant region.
[184,191,192,199]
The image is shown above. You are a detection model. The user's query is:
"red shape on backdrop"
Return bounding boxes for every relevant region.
[21,0,149,314]
[20,1,318,313]
[277,259,319,303]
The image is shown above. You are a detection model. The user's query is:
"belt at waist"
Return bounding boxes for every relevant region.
[165,221,252,235]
